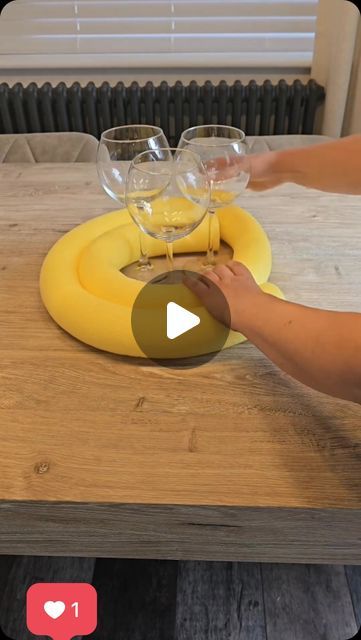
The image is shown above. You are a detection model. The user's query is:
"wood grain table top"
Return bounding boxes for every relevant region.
[0,162,360,561]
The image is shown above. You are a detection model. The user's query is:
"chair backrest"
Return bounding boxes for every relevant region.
[246,134,334,154]
[0,132,98,162]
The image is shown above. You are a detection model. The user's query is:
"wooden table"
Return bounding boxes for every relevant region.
[1,163,361,564]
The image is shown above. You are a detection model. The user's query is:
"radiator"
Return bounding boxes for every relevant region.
[0,79,325,146]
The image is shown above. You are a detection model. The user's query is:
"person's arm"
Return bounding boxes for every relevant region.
[234,135,361,195]
[185,263,361,404]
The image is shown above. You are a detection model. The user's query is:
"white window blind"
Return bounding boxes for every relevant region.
[0,0,318,69]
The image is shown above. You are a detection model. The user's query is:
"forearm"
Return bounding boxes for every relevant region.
[239,293,361,403]
[274,135,361,195]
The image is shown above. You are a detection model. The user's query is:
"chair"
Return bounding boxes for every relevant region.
[0,132,98,163]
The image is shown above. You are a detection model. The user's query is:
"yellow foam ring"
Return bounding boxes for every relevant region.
[217,206,272,284]
[78,204,220,307]
[40,202,284,358]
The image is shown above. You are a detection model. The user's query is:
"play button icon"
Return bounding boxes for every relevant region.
[131,269,231,368]
[167,302,200,340]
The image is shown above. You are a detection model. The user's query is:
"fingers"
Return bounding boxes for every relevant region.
[204,262,249,282]
[202,269,221,284]
[183,274,210,301]
[207,264,231,281]
[205,157,227,173]
[205,155,250,182]
[205,152,283,191]
[184,261,252,299]
[226,261,250,276]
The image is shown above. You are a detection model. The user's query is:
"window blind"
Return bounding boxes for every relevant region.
[0,0,318,69]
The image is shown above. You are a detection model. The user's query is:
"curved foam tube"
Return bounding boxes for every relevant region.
[40,203,284,358]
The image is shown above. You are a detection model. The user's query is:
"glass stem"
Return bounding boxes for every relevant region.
[137,230,152,271]
[165,241,174,271]
[206,208,217,266]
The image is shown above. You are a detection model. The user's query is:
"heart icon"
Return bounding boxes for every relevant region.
[44,600,66,619]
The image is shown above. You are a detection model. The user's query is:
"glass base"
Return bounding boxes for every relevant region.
[137,260,153,271]
[123,259,164,282]
[122,243,233,281]
[183,252,222,273]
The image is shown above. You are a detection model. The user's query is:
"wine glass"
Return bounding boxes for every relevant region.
[125,148,210,271]
[96,125,169,277]
[178,125,250,267]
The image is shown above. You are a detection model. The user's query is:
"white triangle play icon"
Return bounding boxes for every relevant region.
[167,302,200,340]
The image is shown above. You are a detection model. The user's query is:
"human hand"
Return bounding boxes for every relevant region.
[183,261,263,333]
[206,150,286,191]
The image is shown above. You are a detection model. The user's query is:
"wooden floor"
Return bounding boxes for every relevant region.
[0,557,359,639]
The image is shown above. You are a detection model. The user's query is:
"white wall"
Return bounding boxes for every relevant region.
[0,68,311,86]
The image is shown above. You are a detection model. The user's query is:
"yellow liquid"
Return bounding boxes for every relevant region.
[211,189,235,205]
